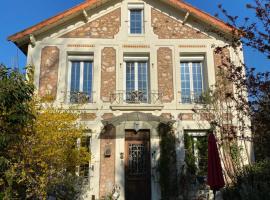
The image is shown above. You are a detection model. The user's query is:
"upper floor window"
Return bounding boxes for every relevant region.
[180,56,205,104]
[124,57,149,103]
[128,4,144,34]
[68,55,93,104]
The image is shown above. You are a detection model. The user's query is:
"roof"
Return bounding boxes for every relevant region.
[8,0,235,50]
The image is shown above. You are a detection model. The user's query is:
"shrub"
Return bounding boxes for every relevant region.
[223,160,270,200]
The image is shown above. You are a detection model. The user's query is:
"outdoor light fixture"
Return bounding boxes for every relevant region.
[104,145,111,157]
[120,152,124,160]
[134,121,140,132]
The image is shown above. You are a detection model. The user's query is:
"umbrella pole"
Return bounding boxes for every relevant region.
[213,189,216,200]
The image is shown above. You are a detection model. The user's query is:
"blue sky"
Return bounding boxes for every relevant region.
[0,0,268,72]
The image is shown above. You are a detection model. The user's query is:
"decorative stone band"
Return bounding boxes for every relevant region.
[122,44,150,48]
[179,45,206,48]
[67,44,95,48]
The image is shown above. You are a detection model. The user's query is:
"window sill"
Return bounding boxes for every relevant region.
[110,104,164,111]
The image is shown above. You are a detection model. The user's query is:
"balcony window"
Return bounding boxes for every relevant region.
[180,56,204,104]
[124,57,149,103]
[128,4,144,34]
[68,55,93,103]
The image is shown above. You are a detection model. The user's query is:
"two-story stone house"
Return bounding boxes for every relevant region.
[8,0,252,199]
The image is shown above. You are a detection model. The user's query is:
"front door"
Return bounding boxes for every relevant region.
[125,130,151,200]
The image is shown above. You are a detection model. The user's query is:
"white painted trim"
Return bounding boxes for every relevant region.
[128,3,144,9]
[124,56,149,61]
[68,55,94,61]
[180,55,205,61]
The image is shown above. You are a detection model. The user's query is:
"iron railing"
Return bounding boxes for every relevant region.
[110,90,163,104]
[67,91,95,104]
[179,91,204,104]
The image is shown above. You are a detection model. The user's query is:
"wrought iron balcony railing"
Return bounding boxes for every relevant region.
[110,90,163,104]
[179,91,204,104]
[67,91,95,104]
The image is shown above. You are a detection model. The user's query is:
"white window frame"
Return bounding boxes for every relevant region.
[123,56,149,103]
[180,56,205,103]
[185,131,207,174]
[128,3,144,35]
[67,55,94,103]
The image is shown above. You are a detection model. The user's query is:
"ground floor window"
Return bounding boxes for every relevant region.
[184,131,208,177]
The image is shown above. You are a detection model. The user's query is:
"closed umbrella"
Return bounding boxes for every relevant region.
[207,133,225,199]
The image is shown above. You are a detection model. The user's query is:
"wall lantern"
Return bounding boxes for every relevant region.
[134,121,140,132]
[120,152,124,160]
[104,145,111,157]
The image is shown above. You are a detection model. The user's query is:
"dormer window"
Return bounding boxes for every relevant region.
[128,4,144,35]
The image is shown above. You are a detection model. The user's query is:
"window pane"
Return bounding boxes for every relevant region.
[192,62,203,102]
[83,61,93,102]
[180,62,191,103]
[126,62,135,102]
[138,62,148,102]
[70,61,80,103]
[130,9,142,34]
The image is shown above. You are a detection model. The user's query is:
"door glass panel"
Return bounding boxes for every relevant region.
[128,144,146,175]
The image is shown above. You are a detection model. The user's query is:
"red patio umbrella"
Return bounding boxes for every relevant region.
[207,133,225,199]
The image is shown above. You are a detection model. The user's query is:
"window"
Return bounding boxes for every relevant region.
[124,57,149,103]
[68,55,93,103]
[77,136,91,180]
[180,56,204,103]
[184,132,208,177]
[128,4,144,34]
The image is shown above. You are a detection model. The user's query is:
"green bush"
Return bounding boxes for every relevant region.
[223,160,270,200]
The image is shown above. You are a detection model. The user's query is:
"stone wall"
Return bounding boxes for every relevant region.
[157,47,174,103]
[151,8,209,39]
[99,125,116,199]
[61,8,121,38]
[39,46,59,99]
[213,48,234,94]
[100,47,116,102]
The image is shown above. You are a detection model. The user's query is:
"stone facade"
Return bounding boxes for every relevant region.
[157,47,174,103]
[102,113,115,120]
[178,113,194,121]
[100,47,116,102]
[99,125,116,198]
[80,113,97,121]
[61,8,121,38]
[151,8,209,39]
[39,46,59,99]
[213,48,234,94]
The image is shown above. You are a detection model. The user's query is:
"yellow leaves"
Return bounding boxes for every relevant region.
[9,100,91,197]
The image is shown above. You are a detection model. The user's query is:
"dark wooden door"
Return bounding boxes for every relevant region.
[125,130,151,200]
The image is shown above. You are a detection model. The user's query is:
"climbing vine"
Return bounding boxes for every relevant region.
[158,122,178,200]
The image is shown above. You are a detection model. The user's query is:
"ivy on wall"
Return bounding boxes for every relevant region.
[158,122,178,200]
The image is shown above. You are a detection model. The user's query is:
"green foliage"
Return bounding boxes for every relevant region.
[184,134,197,175]
[0,65,34,198]
[158,123,178,200]
[223,160,270,200]
[0,65,90,199]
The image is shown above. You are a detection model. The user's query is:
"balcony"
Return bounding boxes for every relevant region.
[110,90,164,111]
[179,91,204,104]
[67,91,95,104]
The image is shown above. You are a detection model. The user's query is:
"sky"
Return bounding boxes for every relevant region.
[0,0,268,72]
